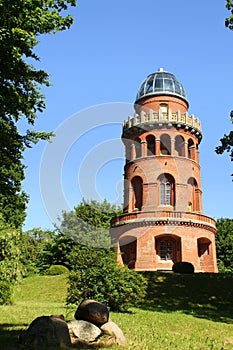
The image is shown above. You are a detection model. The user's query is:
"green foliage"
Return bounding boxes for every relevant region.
[215,111,233,176]
[216,3,233,173]
[0,280,12,305]
[172,261,195,274]
[46,233,76,268]
[0,119,29,227]
[0,0,76,226]
[58,199,122,249]
[0,221,23,284]
[62,199,143,312]
[216,4,233,174]
[216,218,233,273]
[0,218,23,304]
[75,199,122,229]
[20,228,57,275]
[19,200,122,275]
[226,0,233,29]
[46,264,69,275]
[58,210,111,248]
[66,246,147,312]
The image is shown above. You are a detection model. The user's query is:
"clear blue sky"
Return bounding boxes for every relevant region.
[23,0,233,231]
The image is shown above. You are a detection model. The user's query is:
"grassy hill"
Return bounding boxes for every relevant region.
[0,273,232,349]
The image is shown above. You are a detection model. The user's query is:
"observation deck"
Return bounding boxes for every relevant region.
[122,109,202,141]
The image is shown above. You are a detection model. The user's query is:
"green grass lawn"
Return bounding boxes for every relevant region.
[0,273,233,349]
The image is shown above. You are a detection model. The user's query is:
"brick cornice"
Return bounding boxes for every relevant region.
[111,217,216,234]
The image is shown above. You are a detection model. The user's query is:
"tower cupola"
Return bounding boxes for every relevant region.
[135,68,188,106]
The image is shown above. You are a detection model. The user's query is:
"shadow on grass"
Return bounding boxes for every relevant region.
[140,272,233,323]
[0,324,112,350]
[0,323,26,350]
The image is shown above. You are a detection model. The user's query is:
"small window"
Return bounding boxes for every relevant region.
[155,78,163,90]
[145,76,154,93]
[160,178,171,205]
[139,84,144,97]
[164,79,174,91]
[160,241,173,261]
[174,81,181,94]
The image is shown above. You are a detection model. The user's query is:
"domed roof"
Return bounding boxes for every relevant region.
[135,68,188,104]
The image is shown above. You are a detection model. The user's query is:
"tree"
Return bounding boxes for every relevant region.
[20,227,57,274]
[0,216,23,304]
[58,199,122,249]
[226,0,233,29]
[0,0,76,227]
[215,111,233,175]
[58,199,147,311]
[215,2,233,171]
[216,218,233,273]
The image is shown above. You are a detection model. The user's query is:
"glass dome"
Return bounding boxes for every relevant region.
[135,68,188,104]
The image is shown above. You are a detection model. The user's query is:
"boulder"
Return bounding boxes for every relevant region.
[68,320,101,342]
[101,320,126,345]
[74,299,109,326]
[19,314,71,350]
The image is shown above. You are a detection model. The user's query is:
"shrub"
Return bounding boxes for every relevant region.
[217,260,233,274]
[46,264,69,275]
[0,280,12,305]
[172,261,194,274]
[66,246,147,312]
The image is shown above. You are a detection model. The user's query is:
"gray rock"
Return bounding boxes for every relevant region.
[101,320,126,345]
[74,299,109,326]
[68,320,101,342]
[19,314,71,350]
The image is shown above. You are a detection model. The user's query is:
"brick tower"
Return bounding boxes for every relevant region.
[111,68,218,273]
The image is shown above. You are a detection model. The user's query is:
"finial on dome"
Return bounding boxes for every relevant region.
[158,67,164,72]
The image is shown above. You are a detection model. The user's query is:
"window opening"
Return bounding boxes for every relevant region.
[160,241,173,261]
[159,174,174,206]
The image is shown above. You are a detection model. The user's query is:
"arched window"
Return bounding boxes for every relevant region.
[131,176,143,211]
[188,139,195,160]
[146,135,155,156]
[135,137,141,158]
[158,174,175,206]
[198,238,211,257]
[160,134,171,155]
[175,135,185,157]
[119,236,137,269]
[188,177,200,212]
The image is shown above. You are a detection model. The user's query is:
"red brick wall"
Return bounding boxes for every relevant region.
[111,93,218,273]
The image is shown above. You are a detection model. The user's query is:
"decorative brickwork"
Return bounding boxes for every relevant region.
[110,69,218,273]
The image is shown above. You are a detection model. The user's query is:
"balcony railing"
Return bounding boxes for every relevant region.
[111,210,216,228]
[123,109,202,140]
